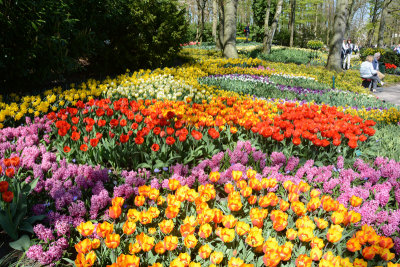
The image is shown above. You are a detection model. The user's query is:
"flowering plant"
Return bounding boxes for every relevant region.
[73,171,397,266]
[0,156,45,248]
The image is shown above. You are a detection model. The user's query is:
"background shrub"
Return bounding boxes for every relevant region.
[0,0,188,94]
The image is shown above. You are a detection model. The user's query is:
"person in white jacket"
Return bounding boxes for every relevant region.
[360,55,381,91]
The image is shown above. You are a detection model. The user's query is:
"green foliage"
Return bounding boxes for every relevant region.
[0,0,188,94]
[254,48,315,65]
[381,50,400,67]
[371,124,400,161]
[306,40,324,50]
[360,47,387,60]
[0,175,45,243]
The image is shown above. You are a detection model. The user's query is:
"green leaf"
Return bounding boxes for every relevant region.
[0,213,18,240]
[62,257,76,265]
[26,214,46,224]
[9,235,30,251]
[19,221,34,234]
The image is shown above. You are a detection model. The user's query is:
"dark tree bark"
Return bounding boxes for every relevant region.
[263,0,283,54]
[212,0,218,44]
[378,0,392,47]
[223,0,239,58]
[326,0,349,71]
[367,0,381,46]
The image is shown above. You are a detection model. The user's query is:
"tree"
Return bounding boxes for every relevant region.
[222,0,239,58]
[367,0,382,46]
[289,0,296,47]
[263,0,284,53]
[212,0,218,44]
[326,0,349,71]
[377,0,392,47]
[195,0,207,43]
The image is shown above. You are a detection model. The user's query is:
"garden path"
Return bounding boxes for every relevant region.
[373,83,400,105]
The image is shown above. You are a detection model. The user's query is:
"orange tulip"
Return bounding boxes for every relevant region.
[224,183,234,194]
[220,228,235,243]
[91,239,100,249]
[362,246,375,260]
[199,244,212,259]
[184,234,198,248]
[209,171,220,182]
[346,237,361,252]
[379,236,394,249]
[136,232,155,252]
[222,214,238,229]
[159,219,174,234]
[314,217,329,230]
[263,252,281,267]
[248,178,262,191]
[236,180,247,190]
[210,251,224,264]
[235,221,250,236]
[96,221,114,238]
[298,227,314,242]
[138,185,151,197]
[109,205,121,219]
[310,189,321,198]
[240,186,252,197]
[75,238,92,254]
[127,209,140,222]
[306,197,321,211]
[105,233,120,249]
[350,195,363,207]
[154,241,166,254]
[263,237,279,254]
[75,251,96,267]
[168,179,180,191]
[331,211,345,225]
[228,257,244,267]
[180,223,195,237]
[380,248,395,261]
[291,201,306,216]
[286,228,298,240]
[310,247,322,261]
[165,205,180,219]
[116,254,140,267]
[122,220,136,235]
[232,170,243,181]
[295,254,312,267]
[129,242,142,254]
[76,221,95,237]
[111,196,124,207]
[326,225,343,243]
[248,195,257,205]
[353,258,368,267]
[164,235,179,251]
[198,223,212,238]
[310,237,324,249]
[278,242,293,261]
[280,199,290,211]
[134,195,145,207]
[245,227,264,247]
[139,211,153,225]
[288,192,299,202]
[148,188,160,200]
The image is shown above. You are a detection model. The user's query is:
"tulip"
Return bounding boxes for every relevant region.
[209,171,220,182]
[76,221,95,237]
[263,252,281,267]
[295,254,312,267]
[350,195,363,207]
[224,183,234,194]
[346,237,361,252]
[0,181,9,193]
[298,227,314,242]
[2,191,14,203]
[154,241,166,254]
[228,257,244,267]
[310,247,322,261]
[109,205,121,219]
[199,244,212,259]
[198,223,212,238]
[111,196,124,207]
[122,220,136,235]
[75,251,96,267]
[235,221,250,236]
[164,235,178,251]
[362,246,375,260]
[168,179,180,190]
[222,214,237,229]
[96,221,114,238]
[105,233,120,249]
[134,195,145,207]
[210,251,224,264]
[353,258,368,267]
[184,234,197,248]
[245,227,264,247]
[75,239,92,254]
[286,228,298,240]
[220,228,235,243]
[129,242,142,254]
[326,225,343,243]
[278,242,292,261]
[139,211,153,225]
[136,232,155,252]
[310,237,324,249]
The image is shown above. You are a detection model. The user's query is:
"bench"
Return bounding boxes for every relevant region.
[361,78,373,91]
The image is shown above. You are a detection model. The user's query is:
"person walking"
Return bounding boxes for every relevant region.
[343,39,353,70]
[341,39,347,69]
[244,24,250,43]
[360,55,381,92]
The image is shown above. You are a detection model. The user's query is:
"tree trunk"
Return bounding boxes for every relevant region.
[378,0,391,47]
[367,0,380,47]
[223,0,239,58]
[289,0,296,47]
[217,0,225,50]
[326,0,349,72]
[314,4,318,38]
[263,0,283,54]
[212,0,218,44]
[264,0,271,33]
[344,0,354,37]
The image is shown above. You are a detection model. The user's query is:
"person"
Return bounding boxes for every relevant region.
[372,52,385,85]
[244,24,250,43]
[343,39,353,70]
[360,55,381,92]
[341,39,347,69]
[353,44,359,54]
[395,44,400,55]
